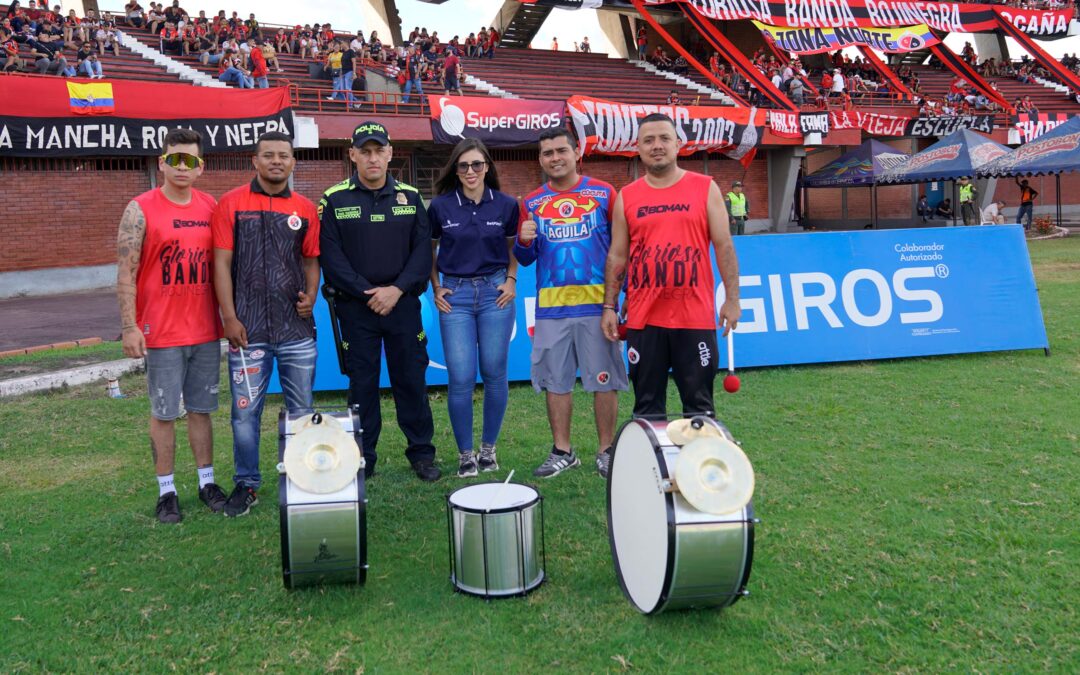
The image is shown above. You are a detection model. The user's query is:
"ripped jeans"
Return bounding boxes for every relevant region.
[228,338,317,489]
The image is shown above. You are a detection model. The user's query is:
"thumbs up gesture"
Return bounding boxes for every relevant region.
[519,217,538,244]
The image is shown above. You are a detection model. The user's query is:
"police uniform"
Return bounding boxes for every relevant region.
[318,122,436,476]
[725,181,748,236]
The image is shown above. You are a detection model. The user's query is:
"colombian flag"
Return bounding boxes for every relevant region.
[67,81,115,115]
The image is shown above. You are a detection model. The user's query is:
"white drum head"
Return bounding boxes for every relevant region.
[608,421,670,613]
[449,483,538,513]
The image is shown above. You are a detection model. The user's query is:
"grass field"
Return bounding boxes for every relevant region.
[1,238,1077,672]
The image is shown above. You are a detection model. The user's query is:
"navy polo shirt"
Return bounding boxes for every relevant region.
[429,187,519,277]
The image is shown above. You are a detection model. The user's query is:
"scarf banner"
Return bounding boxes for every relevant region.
[638,0,1073,39]
[566,95,763,166]
[0,78,293,157]
[428,95,565,147]
[1012,112,1073,143]
[800,111,831,136]
[768,111,802,139]
[753,21,938,54]
[830,111,993,137]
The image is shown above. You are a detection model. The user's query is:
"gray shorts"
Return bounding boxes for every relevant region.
[145,340,221,421]
[530,316,629,394]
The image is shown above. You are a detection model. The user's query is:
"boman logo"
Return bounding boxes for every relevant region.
[637,204,690,218]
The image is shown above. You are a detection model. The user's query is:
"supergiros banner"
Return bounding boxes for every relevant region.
[565,94,764,165]
[753,21,937,53]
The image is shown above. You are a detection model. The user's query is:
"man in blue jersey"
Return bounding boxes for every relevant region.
[515,127,629,479]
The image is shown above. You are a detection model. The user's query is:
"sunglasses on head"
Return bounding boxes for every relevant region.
[456,160,487,175]
[160,152,203,169]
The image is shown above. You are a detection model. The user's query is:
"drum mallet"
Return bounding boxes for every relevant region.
[723,330,740,393]
[237,346,256,404]
[485,469,515,513]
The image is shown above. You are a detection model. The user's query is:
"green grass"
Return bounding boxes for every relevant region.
[1,239,1078,672]
[0,341,125,380]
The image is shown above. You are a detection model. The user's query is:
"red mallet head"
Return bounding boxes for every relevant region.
[723,373,740,393]
[616,322,628,341]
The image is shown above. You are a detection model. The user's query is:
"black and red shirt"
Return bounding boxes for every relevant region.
[211,179,320,344]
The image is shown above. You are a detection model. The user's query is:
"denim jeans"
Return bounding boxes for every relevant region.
[81,60,102,77]
[1017,203,1034,229]
[342,70,356,102]
[255,75,268,88]
[229,338,317,489]
[403,76,423,103]
[439,271,515,452]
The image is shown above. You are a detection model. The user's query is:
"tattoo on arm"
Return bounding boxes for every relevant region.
[116,201,146,327]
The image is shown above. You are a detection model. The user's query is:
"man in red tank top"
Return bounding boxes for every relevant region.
[602,113,741,418]
[116,128,226,524]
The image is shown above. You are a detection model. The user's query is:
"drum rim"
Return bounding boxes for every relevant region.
[445,481,542,515]
[607,418,677,615]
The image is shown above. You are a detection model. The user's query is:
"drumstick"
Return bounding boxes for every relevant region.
[485,469,515,513]
[727,330,735,373]
[238,347,256,403]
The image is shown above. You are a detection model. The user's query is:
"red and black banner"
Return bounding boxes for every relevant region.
[428,95,565,147]
[561,0,1073,39]
[0,77,293,157]
[1012,112,1073,143]
[831,111,993,137]
[928,37,1010,110]
[997,16,1080,101]
[566,94,764,166]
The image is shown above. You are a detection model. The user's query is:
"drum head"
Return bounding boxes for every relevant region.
[608,421,671,614]
[449,482,539,514]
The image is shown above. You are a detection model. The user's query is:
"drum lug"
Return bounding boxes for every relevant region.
[276,462,286,475]
[661,479,677,493]
[752,518,761,524]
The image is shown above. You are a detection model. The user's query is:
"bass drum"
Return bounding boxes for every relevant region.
[607,417,755,614]
[277,408,367,589]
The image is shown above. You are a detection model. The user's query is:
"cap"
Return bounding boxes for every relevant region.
[732,180,742,187]
[352,121,390,147]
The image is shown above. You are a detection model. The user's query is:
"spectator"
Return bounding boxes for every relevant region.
[666,89,681,105]
[485,25,498,58]
[580,36,590,53]
[245,13,258,35]
[261,40,282,73]
[672,54,688,75]
[551,37,558,51]
[831,68,845,98]
[274,27,290,54]
[63,9,84,42]
[30,40,70,75]
[917,194,931,222]
[77,40,103,78]
[402,43,424,103]
[1016,178,1038,229]
[637,25,647,60]
[934,199,954,219]
[443,45,462,96]
[249,38,268,88]
[652,45,671,69]
[217,48,252,88]
[1,28,23,72]
[789,74,804,106]
[147,5,164,35]
[323,39,343,98]
[464,31,476,57]
[158,21,181,55]
[125,1,144,28]
[980,201,1006,225]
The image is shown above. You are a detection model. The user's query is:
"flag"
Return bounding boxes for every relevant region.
[67,81,115,115]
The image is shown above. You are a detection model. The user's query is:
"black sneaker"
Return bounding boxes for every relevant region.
[156,492,182,524]
[198,483,227,513]
[224,484,258,517]
[596,448,612,479]
[457,452,478,478]
[412,459,442,482]
[533,447,580,478]
[478,443,499,472]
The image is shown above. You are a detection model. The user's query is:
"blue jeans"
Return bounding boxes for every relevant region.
[342,70,356,102]
[229,338,317,489]
[1017,203,1034,229]
[255,75,268,88]
[439,271,515,452]
[403,76,422,103]
[81,60,102,77]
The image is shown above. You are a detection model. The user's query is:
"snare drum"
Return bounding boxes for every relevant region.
[607,417,755,614]
[277,408,367,589]
[446,483,546,598]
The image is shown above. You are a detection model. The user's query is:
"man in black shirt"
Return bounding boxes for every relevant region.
[318,122,439,481]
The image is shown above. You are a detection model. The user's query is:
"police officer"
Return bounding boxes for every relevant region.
[725,180,748,236]
[318,121,440,482]
[958,176,978,227]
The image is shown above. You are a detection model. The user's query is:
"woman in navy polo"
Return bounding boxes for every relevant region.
[429,138,519,479]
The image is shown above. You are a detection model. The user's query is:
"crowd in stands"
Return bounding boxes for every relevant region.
[3,1,120,78]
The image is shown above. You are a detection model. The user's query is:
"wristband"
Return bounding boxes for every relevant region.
[602,305,617,312]
[507,275,516,281]
[122,324,137,331]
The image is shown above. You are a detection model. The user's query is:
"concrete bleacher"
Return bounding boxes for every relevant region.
[464,49,730,106]
[910,63,1080,117]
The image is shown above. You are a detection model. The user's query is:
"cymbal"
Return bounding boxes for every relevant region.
[666,417,724,446]
[292,413,344,434]
[283,424,362,494]
[675,437,754,515]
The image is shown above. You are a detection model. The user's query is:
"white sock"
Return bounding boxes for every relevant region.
[198,465,214,489]
[157,473,175,496]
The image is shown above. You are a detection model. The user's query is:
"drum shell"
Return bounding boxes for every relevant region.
[446,484,545,598]
[278,408,367,589]
[608,418,755,614]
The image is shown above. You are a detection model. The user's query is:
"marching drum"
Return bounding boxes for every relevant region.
[446,482,546,598]
[607,416,756,614]
[277,408,367,589]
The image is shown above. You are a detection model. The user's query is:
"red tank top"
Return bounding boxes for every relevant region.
[133,187,222,348]
[621,171,716,330]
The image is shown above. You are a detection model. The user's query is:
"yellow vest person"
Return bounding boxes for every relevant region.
[725,181,748,235]
[958,177,978,226]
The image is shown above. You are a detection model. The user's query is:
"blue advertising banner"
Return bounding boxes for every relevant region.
[269,225,1047,393]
